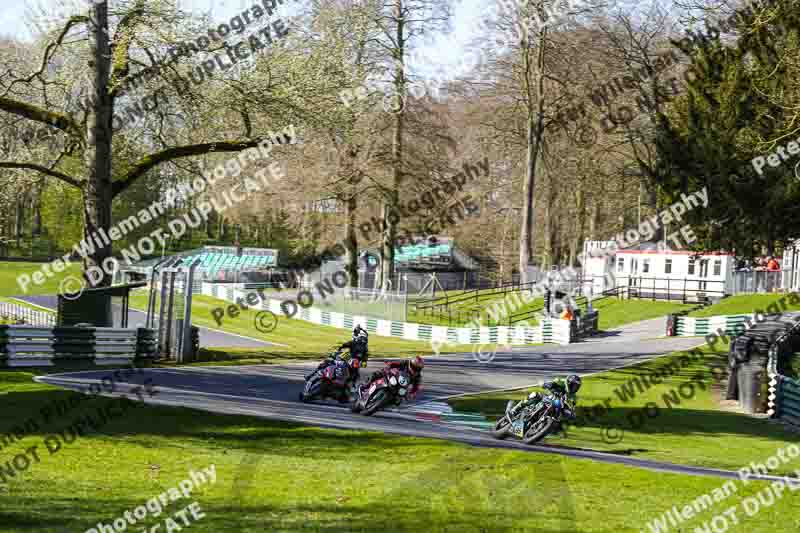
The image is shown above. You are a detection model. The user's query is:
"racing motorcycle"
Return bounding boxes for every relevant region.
[300,348,366,404]
[351,367,411,416]
[492,389,576,444]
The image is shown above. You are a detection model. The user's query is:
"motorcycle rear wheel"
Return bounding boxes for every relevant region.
[493,416,511,439]
[523,416,554,444]
[361,389,389,416]
[350,388,364,412]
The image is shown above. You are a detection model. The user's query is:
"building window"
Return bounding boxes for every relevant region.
[310,198,341,213]
[642,259,650,273]
[688,259,695,275]
[665,259,672,274]
[714,259,722,276]
[617,257,624,273]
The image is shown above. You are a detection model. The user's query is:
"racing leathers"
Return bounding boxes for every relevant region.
[362,360,422,401]
[305,350,360,402]
[508,379,577,419]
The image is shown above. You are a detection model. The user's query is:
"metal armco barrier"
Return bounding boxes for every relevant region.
[774,377,800,426]
[767,316,800,426]
[0,302,55,327]
[725,314,800,414]
[0,326,157,367]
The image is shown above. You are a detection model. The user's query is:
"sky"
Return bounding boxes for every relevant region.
[0,0,487,79]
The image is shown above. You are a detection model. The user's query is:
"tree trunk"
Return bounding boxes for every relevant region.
[205,211,214,238]
[82,0,114,295]
[344,170,360,288]
[15,196,24,247]
[542,199,551,269]
[589,202,599,240]
[569,188,585,267]
[380,0,405,292]
[518,25,548,284]
[32,186,43,237]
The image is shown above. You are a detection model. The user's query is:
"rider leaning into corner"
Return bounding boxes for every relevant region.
[360,355,425,403]
[507,374,582,419]
[305,325,370,401]
[339,325,370,363]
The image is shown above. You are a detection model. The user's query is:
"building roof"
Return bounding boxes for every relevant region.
[616,248,734,256]
[358,236,479,271]
[613,240,733,256]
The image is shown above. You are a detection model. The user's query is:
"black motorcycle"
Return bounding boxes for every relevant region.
[300,349,363,403]
[493,389,575,444]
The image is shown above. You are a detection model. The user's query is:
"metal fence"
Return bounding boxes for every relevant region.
[0,302,55,327]
[730,271,784,294]
[315,287,408,322]
[600,276,726,302]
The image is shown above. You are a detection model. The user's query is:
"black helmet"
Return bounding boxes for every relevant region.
[566,374,582,395]
[353,324,363,339]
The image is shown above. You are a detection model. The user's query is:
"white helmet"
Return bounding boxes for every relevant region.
[528,392,539,401]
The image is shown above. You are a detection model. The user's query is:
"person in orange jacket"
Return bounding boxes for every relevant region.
[766,257,780,271]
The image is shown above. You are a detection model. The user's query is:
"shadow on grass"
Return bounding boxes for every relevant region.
[1,372,422,461]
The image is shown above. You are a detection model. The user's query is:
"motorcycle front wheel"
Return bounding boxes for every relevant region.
[493,416,511,439]
[523,416,555,444]
[361,389,389,416]
[301,378,322,403]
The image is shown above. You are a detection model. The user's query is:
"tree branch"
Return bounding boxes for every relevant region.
[0,97,81,136]
[0,161,84,188]
[109,0,147,97]
[112,138,283,197]
[3,15,89,97]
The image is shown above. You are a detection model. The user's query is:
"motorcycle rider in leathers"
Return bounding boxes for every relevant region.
[507,374,582,419]
[360,356,424,403]
[306,325,369,401]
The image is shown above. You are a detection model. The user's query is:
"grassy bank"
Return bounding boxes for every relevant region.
[126,293,473,362]
[688,293,800,317]
[449,342,799,470]
[1,369,797,532]
[411,292,695,331]
[0,261,82,297]
[590,297,695,331]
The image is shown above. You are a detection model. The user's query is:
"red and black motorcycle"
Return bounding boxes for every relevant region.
[351,366,412,416]
[300,348,365,403]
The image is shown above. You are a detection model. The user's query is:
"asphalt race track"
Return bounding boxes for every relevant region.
[35,318,792,482]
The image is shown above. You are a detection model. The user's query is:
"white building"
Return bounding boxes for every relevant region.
[782,239,800,291]
[581,240,736,299]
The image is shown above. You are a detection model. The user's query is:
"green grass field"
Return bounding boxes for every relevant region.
[590,297,695,330]
[1,368,798,533]
[0,261,82,297]
[411,292,694,332]
[126,293,474,362]
[449,342,799,471]
[688,293,800,317]
[408,293,544,327]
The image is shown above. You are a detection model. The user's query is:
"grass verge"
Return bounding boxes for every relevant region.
[0,261,82,297]
[126,293,475,363]
[590,297,696,330]
[688,293,800,318]
[449,342,800,471]
[1,368,798,532]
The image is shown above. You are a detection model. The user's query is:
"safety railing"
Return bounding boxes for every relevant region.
[0,302,55,327]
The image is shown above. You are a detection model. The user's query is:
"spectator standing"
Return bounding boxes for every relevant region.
[767,256,780,271]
